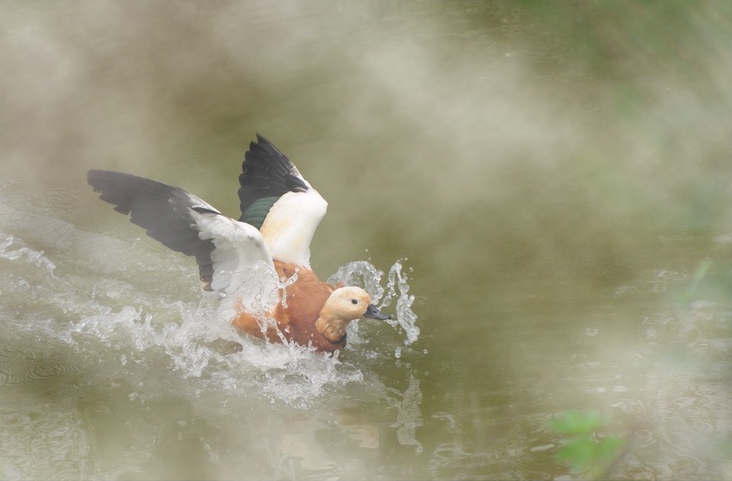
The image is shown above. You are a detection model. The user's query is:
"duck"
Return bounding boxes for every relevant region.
[87,134,391,353]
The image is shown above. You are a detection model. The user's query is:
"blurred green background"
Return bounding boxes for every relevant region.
[1,1,731,479]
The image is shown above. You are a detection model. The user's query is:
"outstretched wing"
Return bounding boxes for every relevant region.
[87,170,277,303]
[238,134,309,228]
[238,135,327,267]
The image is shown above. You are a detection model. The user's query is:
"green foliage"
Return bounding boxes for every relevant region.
[550,410,625,478]
[550,409,604,435]
[684,260,713,302]
[670,259,732,306]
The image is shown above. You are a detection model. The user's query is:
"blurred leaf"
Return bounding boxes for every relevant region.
[671,260,732,305]
[556,437,597,472]
[688,260,713,294]
[555,435,624,474]
[549,410,604,435]
[597,436,625,460]
[551,411,626,477]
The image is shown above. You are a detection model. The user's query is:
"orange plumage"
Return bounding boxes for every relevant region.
[88,135,390,353]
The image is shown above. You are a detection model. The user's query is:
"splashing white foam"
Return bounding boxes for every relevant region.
[329,259,420,346]
[0,233,56,275]
[1,222,417,407]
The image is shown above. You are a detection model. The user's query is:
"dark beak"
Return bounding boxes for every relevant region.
[364,303,392,320]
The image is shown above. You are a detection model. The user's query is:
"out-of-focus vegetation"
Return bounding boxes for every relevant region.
[550,410,625,479]
[0,1,730,479]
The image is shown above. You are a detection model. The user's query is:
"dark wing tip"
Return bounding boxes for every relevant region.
[237,134,309,228]
[87,169,216,286]
[87,169,148,215]
[254,132,272,148]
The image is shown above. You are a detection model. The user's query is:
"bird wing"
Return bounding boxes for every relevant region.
[237,135,327,267]
[87,170,280,310]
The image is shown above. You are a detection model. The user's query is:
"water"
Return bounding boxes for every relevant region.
[1,2,731,480]
[0,184,423,479]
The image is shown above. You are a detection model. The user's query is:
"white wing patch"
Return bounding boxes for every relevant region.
[260,188,328,267]
[184,192,281,317]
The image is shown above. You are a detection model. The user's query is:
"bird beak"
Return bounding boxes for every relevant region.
[364,303,392,320]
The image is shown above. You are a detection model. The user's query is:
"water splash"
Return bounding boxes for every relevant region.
[384,261,420,345]
[1,222,417,408]
[49,297,372,407]
[328,261,386,301]
[329,259,420,346]
[0,233,56,275]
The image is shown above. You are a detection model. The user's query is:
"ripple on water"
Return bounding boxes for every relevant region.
[0,407,91,480]
[0,326,85,391]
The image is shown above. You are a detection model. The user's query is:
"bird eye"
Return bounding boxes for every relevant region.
[351,299,358,305]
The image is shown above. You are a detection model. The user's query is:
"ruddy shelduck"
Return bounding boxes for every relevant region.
[87,135,390,353]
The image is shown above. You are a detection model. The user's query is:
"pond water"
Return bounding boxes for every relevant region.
[1,2,731,480]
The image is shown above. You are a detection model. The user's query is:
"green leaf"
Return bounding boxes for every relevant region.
[549,410,604,435]
[556,437,597,472]
[596,436,624,460]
